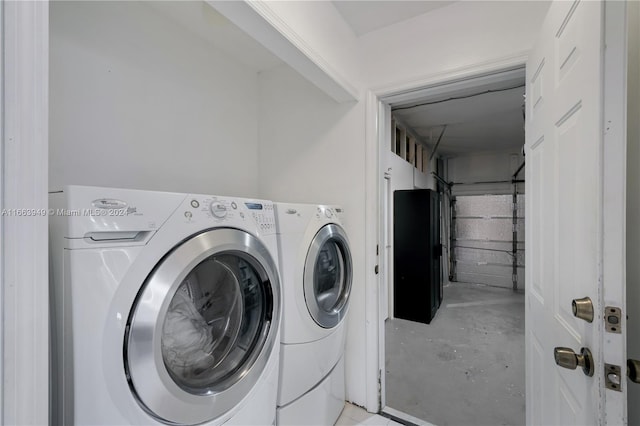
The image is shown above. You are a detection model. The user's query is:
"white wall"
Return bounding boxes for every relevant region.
[447,151,524,195]
[256,64,369,404]
[627,1,640,423]
[257,65,362,204]
[49,1,261,197]
[358,1,551,89]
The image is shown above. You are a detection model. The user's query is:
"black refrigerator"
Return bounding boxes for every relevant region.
[393,189,442,324]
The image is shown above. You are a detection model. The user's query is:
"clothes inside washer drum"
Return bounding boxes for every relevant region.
[162,287,216,378]
[161,258,243,387]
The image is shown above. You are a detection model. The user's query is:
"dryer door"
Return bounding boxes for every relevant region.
[125,228,280,425]
[304,223,353,329]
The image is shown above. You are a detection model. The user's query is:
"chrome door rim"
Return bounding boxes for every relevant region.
[303,223,353,329]
[125,228,280,425]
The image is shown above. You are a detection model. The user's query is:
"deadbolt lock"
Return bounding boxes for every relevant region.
[554,347,594,377]
[572,297,594,323]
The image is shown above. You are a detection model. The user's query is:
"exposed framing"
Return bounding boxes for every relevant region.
[390,116,429,172]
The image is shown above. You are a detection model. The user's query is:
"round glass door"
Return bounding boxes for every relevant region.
[304,223,352,328]
[125,228,280,425]
[161,254,265,393]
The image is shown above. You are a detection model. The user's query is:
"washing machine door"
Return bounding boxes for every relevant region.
[125,228,280,425]
[304,223,353,329]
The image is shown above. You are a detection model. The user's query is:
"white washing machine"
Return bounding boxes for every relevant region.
[49,185,281,425]
[274,203,352,425]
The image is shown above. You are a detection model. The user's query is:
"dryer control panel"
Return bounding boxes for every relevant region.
[314,206,342,222]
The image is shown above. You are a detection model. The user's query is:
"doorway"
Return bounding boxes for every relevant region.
[377,66,527,426]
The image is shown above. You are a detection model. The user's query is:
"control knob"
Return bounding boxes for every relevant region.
[210,202,227,218]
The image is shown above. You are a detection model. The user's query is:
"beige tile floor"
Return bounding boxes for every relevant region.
[335,403,405,426]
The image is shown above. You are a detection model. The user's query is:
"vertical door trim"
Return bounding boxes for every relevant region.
[1,0,50,424]
[602,1,628,423]
[364,89,381,412]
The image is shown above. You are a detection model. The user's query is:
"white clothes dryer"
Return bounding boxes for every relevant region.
[49,185,281,425]
[274,203,352,425]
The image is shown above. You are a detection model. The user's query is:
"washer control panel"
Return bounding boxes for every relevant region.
[181,195,276,234]
[245,202,276,232]
[209,201,227,218]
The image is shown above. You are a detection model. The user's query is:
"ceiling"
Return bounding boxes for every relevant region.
[392,83,526,157]
[332,1,456,36]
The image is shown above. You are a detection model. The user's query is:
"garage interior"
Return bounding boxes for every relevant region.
[383,71,527,426]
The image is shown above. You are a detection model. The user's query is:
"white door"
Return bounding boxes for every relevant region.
[525,1,627,425]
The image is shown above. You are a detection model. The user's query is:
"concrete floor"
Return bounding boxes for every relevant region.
[385,282,525,426]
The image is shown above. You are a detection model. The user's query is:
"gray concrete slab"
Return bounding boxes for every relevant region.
[385,282,525,426]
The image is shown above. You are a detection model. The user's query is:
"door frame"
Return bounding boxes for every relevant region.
[1,0,50,424]
[364,2,628,420]
[363,53,529,412]
[600,1,628,422]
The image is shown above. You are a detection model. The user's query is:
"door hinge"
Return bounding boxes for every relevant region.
[605,363,622,392]
[604,306,622,334]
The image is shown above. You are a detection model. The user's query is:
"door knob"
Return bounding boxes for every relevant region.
[554,347,594,377]
[572,297,594,322]
[629,359,640,384]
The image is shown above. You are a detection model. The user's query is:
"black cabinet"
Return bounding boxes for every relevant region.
[393,189,442,324]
